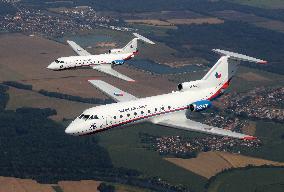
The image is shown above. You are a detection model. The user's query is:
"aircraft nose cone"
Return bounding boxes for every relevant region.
[47,62,56,70]
[65,122,78,135]
[65,127,73,135]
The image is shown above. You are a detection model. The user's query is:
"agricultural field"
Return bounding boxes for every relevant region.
[212,10,284,33]
[58,180,101,192]
[165,151,284,179]
[98,123,207,192]
[6,87,93,121]
[0,177,151,192]
[0,176,54,192]
[125,17,223,28]
[227,0,284,9]
[242,121,284,162]
[207,167,284,192]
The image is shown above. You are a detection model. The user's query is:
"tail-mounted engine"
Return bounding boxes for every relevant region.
[177,80,202,91]
[189,100,211,112]
[109,49,123,54]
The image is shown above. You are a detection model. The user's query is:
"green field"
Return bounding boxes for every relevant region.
[242,121,284,162]
[98,123,207,192]
[228,0,284,9]
[207,167,284,192]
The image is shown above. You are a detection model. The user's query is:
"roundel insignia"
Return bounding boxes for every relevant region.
[215,72,222,79]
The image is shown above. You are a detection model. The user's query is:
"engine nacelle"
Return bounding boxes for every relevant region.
[111,60,125,66]
[177,80,202,91]
[189,100,211,112]
[109,49,123,54]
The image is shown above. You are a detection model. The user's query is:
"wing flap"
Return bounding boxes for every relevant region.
[155,113,255,140]
[67,40,91,56]
[92,65,135,82]
[88,80,137,102]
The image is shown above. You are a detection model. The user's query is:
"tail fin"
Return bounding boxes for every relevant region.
[202,49,267,88]
[122,38,138,53]
[122,33,155,54]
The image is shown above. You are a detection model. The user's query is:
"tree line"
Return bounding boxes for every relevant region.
[3,81,114,104]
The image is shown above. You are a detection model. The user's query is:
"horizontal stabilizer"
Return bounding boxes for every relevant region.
[88,80,137,102]
[133,33,155,44]
[213,49,267,64]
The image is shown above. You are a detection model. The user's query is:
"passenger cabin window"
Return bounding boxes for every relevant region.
[120,115,123,118]
[161,107,165,110]
[114,116,116,119]
[148,110,151,113]
[134,112,137,116]
[127,114,130,117]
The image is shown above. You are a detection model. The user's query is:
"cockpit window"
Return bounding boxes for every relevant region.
[60,61,64,63]
[78,114,99,120]
[83,115,90,120]
[55,60,59,63]
[89,115,99,119]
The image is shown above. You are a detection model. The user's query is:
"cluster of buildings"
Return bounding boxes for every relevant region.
[203,114,246,134]
[0,5,133,37]
[140,133,261,158]
[227,87,284,122]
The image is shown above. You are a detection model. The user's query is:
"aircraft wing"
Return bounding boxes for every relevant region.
[92,65,135,82]
[88,80,137,102]
[67,40,91,56]
[154,112,255,140]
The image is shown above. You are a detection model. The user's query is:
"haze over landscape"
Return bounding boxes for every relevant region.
[0,0,283,192]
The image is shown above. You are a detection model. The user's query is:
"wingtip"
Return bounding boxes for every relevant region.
[242,136,257,141]
[258,60,268,64]
[87,79,99,83]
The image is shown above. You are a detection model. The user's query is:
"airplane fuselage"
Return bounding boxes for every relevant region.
[65,84,222,136]
[47,52,135,70]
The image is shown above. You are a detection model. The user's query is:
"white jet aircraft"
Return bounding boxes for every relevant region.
[65,49,267,140]
[47,33,155,82]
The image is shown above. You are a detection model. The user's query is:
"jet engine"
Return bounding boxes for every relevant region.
[189,100,211,112]
[108,49,123,54]
[111,60,125,66]
[177,81,201,91]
